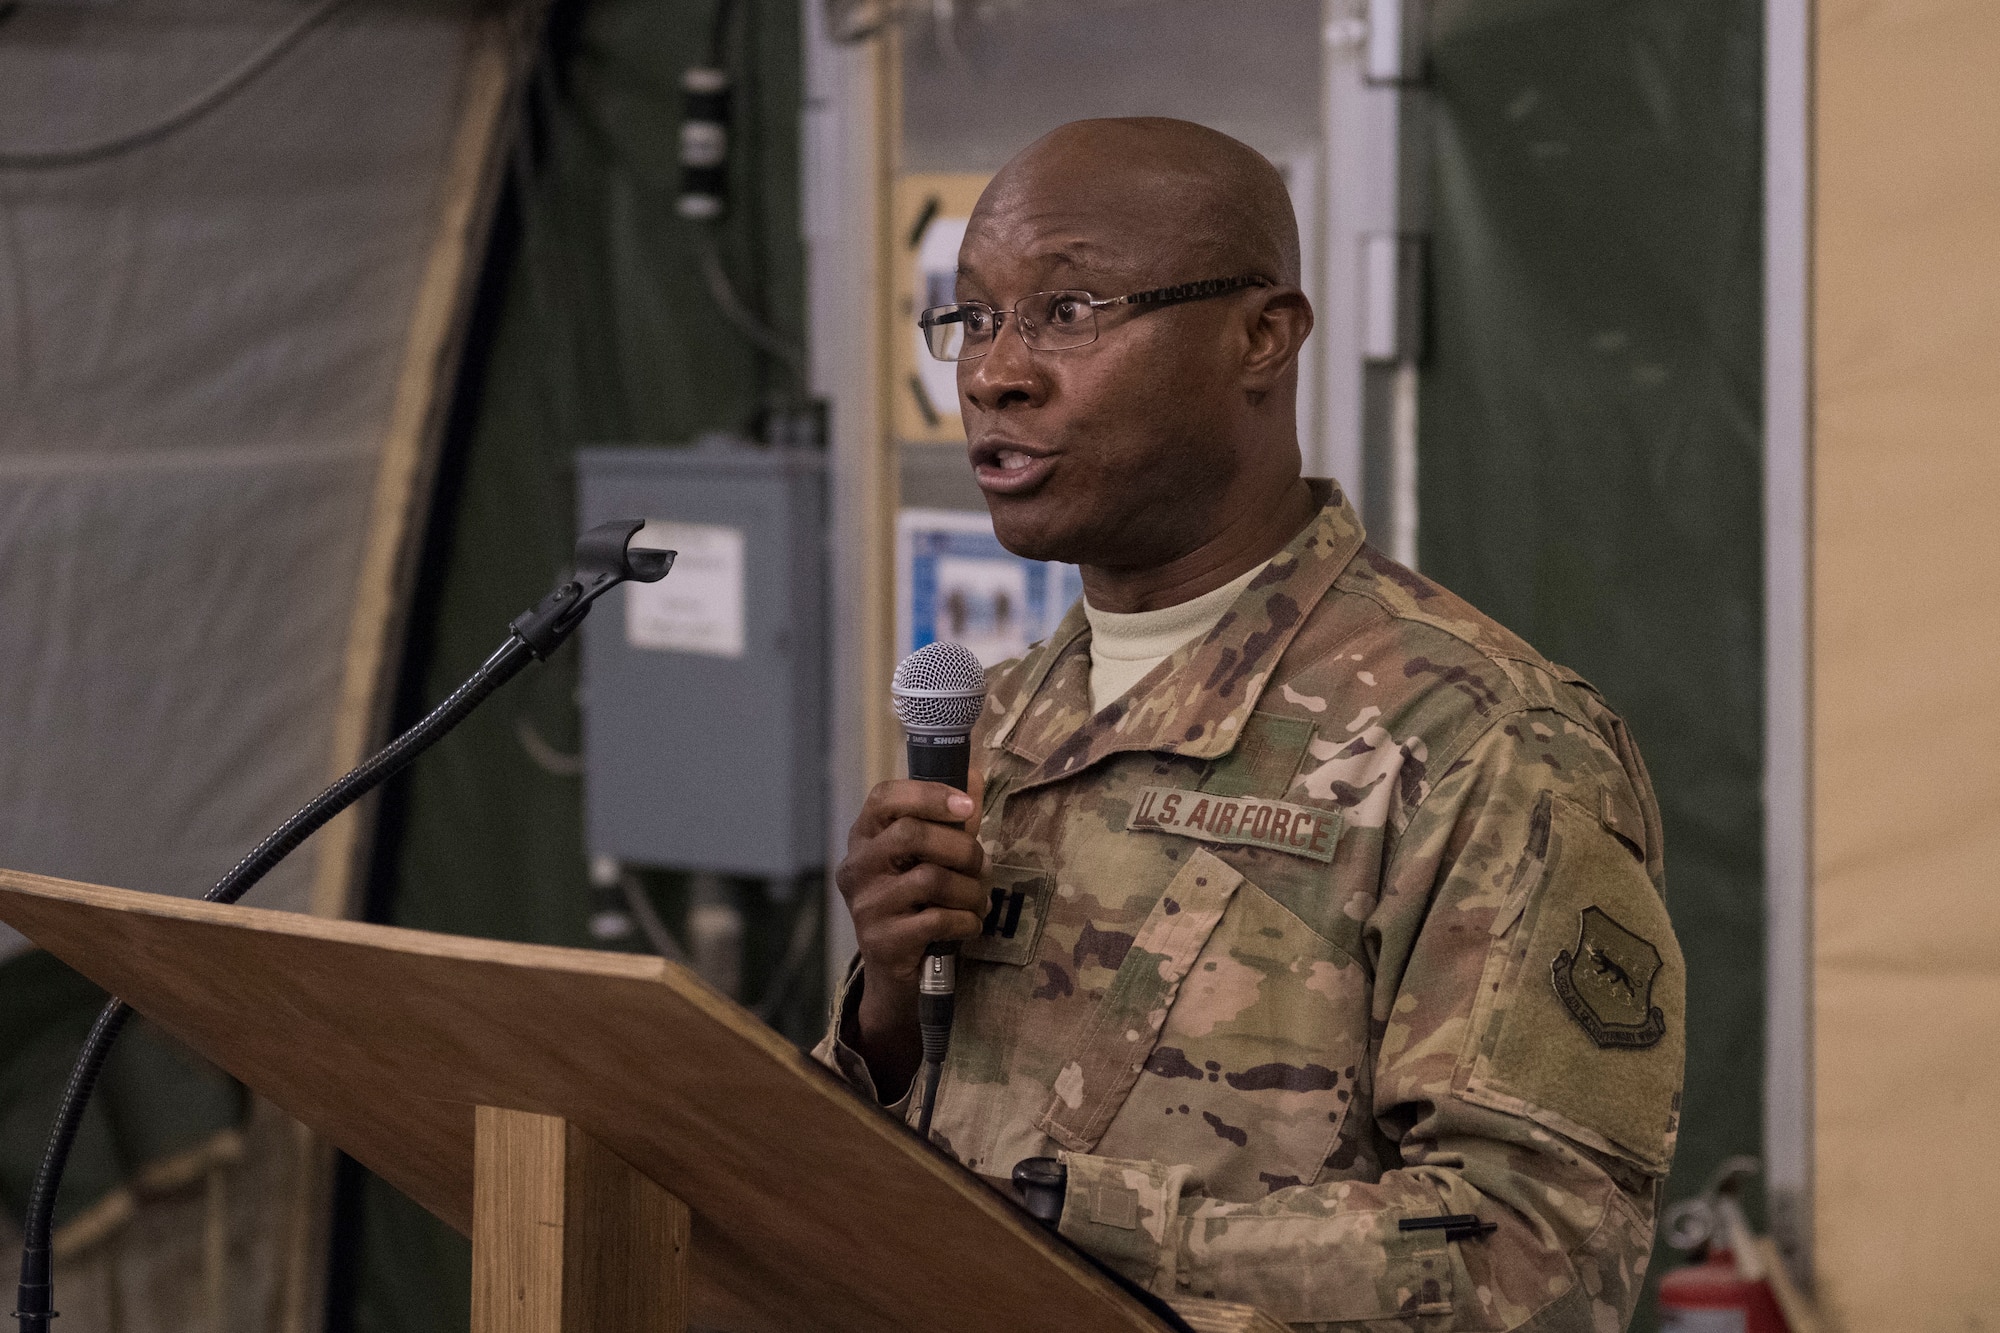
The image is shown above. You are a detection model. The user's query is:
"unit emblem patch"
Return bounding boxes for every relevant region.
[1551,906,1667,1048]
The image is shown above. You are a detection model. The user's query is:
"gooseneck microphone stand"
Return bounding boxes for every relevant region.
[12,519,673,1333]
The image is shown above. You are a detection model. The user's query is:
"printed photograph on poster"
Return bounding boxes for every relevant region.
[897,508,1082,668]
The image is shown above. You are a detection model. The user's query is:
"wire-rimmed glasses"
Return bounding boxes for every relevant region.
[918,274,1272,362]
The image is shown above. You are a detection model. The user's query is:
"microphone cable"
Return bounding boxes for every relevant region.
[914,948,954,1141]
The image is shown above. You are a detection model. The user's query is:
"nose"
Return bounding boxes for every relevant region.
[960,311,1045,414]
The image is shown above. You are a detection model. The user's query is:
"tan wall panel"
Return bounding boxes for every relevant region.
[1814,1,2000,1327]
[892,173,990,444]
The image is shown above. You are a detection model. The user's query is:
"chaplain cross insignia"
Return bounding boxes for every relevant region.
[1551,906,1667,1048]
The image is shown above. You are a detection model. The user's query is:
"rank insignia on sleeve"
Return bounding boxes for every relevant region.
[1551,906,1667,1048]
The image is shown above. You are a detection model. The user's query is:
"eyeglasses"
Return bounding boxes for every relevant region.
[918,274,1272,362]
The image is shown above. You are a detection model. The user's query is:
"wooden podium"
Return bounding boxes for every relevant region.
[0,869,1250,1333]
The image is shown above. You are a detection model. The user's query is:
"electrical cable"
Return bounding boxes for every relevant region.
[690,0,808,390]
[708,0,740,69]
[617,871,692,967]
[514,713,586,776]
[510,19,808,399]
[914,1058,945,1140]
[0,0,355,170]
[694,227,805,383]
[751,882,822,1022]
[929,0,973,71]
[616,863,815,1024]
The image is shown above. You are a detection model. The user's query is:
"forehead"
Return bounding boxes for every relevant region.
[957,192,1190,294]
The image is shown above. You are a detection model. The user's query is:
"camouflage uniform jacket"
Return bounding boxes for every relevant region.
[815,484,1684,1330]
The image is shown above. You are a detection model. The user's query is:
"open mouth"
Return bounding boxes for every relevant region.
[970,440,1055,495]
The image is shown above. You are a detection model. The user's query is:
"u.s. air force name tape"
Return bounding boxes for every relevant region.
[1125,786,1341,863]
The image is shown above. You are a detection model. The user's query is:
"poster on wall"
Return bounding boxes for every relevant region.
[897,508,1083,668]
[909,213,969,432]
[894,173,990,444]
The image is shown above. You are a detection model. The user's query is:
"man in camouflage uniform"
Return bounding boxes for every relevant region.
[816,118,1683,1330]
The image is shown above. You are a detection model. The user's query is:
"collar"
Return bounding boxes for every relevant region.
[986,480,1366,792]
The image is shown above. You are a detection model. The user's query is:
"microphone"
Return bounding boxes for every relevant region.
[889,641,986,1141]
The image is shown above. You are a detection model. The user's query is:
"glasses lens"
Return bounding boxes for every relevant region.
[1019,291,1097,351]
[920,304,998,362]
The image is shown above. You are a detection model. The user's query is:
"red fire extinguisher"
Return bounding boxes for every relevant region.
[1657,1158,1804,1333]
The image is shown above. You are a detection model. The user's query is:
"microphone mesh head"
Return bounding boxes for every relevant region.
[891,641,987,734]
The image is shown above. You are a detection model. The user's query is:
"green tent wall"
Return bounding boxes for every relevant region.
[1419,1,1765,1326]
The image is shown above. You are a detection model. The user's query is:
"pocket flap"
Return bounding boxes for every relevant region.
[1036,848,1244,1152]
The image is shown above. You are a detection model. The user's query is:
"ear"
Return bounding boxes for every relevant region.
[1238,286,1314,393]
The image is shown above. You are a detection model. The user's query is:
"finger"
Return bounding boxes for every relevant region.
[856,779,977,835]
[850,863,988,927]
[875,815,986,877]
[837,820,983,903]
[864,907,986,978]
[964,768,986,840]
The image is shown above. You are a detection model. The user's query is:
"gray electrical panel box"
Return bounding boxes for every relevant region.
[577,444,826,878]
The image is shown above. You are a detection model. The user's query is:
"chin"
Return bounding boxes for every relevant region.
[985,497,1087,565]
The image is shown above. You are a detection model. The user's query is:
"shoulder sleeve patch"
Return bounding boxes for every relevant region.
[1551,906,1667,1048]
[1455,796,1685,1173]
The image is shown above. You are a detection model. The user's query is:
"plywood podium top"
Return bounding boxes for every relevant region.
[0,869,1171,1333]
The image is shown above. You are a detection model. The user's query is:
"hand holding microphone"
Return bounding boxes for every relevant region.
[830,642,987,1124]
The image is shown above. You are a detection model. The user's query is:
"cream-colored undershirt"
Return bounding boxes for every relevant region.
[1083,560,1269,712]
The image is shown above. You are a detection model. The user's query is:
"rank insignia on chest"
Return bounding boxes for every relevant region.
[1125,786,1341,863]
[959,864,1053,967]
[1551,906,1667,1048]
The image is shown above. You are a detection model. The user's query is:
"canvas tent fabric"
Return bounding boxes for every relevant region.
[1418,1,1764,1326]
[0,0,511,1322]
[0,0,488,947]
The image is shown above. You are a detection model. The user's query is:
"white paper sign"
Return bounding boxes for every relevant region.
[625,520,745,658]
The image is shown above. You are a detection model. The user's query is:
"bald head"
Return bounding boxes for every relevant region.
[971,118,1300,290]
[954,118,1318,609]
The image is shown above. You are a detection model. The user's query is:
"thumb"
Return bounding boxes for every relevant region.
[964,766,987,841]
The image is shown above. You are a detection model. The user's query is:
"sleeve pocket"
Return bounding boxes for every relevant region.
[1454,795,1685,1174]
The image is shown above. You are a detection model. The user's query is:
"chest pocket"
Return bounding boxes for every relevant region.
[1093,866,1367,1201]
[960,863,1053,967]
[1034,849,1245,1151]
